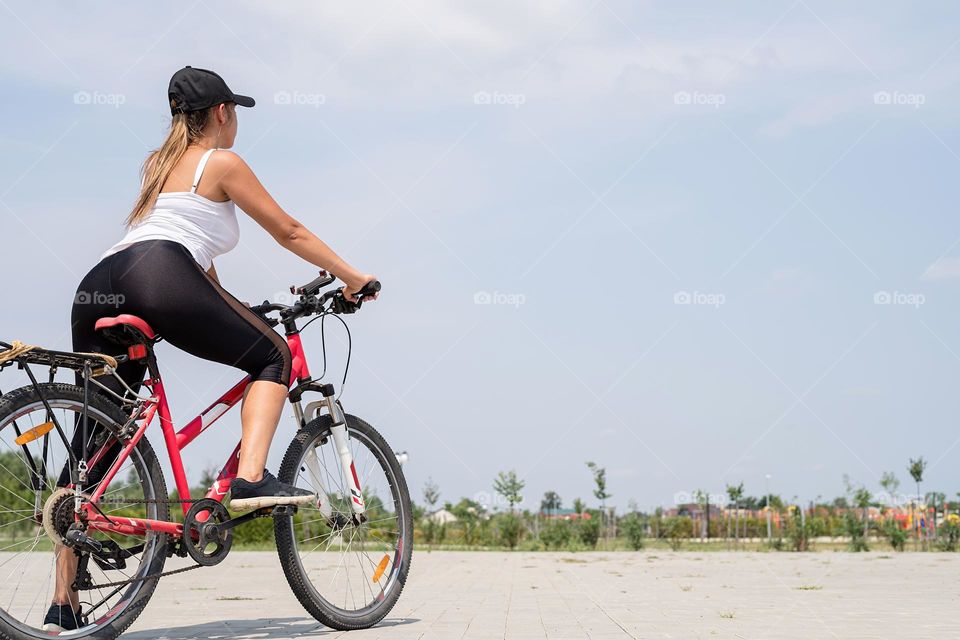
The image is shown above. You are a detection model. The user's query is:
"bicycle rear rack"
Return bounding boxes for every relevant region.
[0,339,138,489]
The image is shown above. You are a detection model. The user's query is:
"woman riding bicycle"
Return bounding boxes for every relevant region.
[44,65,379,632]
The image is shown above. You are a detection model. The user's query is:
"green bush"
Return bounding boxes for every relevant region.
[621,514,645,551]
[843,513,869,552]
[784,514,824,552]
[498,513,522,549]
[421,519,446,547]
[882,519,908,552]
[576,517,600,549]
[662,516,692,551]
[540,520,573,550]
[935,519,960,552]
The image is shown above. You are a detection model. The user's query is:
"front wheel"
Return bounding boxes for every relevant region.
[274,413,412,630]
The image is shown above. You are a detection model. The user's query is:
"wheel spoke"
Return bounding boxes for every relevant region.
[277,419,410,622]
[0,391,166,635]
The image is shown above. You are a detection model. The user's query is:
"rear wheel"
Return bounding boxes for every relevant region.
[275,413,412,630]
[0,383,168,640]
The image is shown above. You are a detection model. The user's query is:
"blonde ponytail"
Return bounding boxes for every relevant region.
[125,107,212,226]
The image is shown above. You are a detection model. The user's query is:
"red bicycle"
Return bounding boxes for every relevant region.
[0,272,412,639]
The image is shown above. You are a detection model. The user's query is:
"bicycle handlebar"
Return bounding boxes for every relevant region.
[250,272,381,328]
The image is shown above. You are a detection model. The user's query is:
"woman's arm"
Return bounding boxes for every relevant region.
[216,152,375,299]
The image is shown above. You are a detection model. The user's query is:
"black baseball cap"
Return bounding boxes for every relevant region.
[168,66,255,115]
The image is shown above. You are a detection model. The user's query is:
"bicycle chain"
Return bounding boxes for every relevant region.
[77,496,207,590]
[86,561,203,589]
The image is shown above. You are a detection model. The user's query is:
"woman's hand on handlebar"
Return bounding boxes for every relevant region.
[342,274,379,303]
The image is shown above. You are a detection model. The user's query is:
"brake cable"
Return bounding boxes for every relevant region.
[300,307,353,400]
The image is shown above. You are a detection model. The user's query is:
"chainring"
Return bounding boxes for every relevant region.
[183,498,232,566]
[42,488,77,545]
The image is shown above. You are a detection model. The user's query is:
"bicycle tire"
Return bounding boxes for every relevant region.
[274,413,413,630]
[0,383,169,640]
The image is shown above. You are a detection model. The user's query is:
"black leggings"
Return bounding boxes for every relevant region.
[71,239,292,396]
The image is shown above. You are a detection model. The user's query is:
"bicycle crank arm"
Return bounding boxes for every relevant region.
[217,504,299,532]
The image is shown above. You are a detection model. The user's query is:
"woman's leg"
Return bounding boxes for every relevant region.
[237,380,288,482]
[52,548,79,610]
[113,240,293,483]
[50,257,148,614]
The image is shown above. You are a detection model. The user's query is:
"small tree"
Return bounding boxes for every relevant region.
[493,470,525,513]
[726,482,744,547]
[573,497,586,516]
[908,457,927,547]
[879,471,899,504]
[449,498,483,546]
[586,461,612,541]
[423,477,441,511]
[853,486,872,540]
[622,513,645,551]
[421,477,443,548]
[541,491,562,517]
[882,519,908,552]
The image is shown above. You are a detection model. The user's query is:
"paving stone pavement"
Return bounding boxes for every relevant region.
[118,550,953,639]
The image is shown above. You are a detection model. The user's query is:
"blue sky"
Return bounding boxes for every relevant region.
[2,1,960,512]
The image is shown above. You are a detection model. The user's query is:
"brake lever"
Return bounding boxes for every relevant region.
[251,300,280,327]
[332,280,381,314]
[331,290,359,315]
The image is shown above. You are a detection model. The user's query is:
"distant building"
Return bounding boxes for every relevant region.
[427,509,458,525]
[541,508,592,521]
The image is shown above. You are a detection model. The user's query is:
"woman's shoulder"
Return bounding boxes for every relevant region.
[207,148,244,166]
[205,149,250,175]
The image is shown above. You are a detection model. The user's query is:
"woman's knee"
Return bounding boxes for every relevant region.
[249,341,292,387]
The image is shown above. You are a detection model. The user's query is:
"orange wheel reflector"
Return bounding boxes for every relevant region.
[372,554,390,582]
[14,422,54,446]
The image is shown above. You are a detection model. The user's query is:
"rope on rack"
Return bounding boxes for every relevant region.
[0,340,35,365]
[0,341,118,376]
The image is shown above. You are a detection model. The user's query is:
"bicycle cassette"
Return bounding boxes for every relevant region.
[42,488,78,545]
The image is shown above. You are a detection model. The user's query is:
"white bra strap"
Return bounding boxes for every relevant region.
[191,148,217,193]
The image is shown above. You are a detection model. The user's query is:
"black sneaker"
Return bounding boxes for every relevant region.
[42,603,83,633]
[229,469,314,511]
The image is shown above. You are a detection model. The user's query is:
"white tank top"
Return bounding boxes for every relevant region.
[100,148,240,271]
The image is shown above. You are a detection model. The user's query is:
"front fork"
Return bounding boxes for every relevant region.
[291,386,366,520]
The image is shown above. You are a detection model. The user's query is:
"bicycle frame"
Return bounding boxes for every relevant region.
[80,330,367,539]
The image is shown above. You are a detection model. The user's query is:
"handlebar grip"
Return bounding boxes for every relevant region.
[357,280,381,298]
[331,281,380,314]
